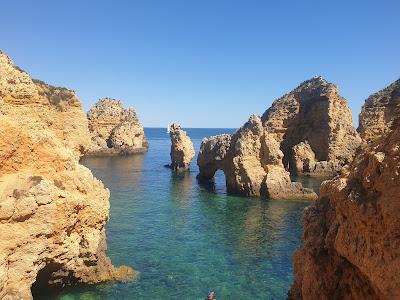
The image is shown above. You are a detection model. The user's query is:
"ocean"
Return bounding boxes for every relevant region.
[35,128,322,300]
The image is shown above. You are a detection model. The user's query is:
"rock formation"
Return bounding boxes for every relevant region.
[197,115,317,200]
[262,76,361,176]
[0,50,133,299]
[358,79,400,143]
[289,79,400,299]
[169,123,195,171]
[87,98,148,156]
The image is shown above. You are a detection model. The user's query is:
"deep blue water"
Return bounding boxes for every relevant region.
[36,128,320,300]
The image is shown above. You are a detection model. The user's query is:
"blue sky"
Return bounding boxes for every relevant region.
[1,0,399,128]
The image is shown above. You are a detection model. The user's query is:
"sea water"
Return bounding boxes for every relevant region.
[34,128,323,300]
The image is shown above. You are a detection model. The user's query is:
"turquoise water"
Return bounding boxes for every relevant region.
[35,128,318,300]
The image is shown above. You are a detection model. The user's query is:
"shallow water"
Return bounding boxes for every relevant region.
[35,128,322,300]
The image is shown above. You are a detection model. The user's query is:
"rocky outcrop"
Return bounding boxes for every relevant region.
[262,76,361,176]
[197,115,317,200]
[289,79,400,299]
[168,123,195,171]
[0,50,133,299]
[358,79,400,143]
[87,98,148,156]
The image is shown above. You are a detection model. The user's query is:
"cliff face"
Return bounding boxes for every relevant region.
[262,77,361,176]
[197,115,317,200]
[358,79,400,143]
[169,123,195,171]
[87,98,148,156]
[289,79,400,299]
[0,51,133,299]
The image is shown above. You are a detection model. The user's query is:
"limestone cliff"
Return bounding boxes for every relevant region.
[0,50,133,299]
[289,79,400,299]
[358,79,400,143]
[262,76,361,176]
[87,98,148,156]
[169,123,195,171]
[197,115,317,200]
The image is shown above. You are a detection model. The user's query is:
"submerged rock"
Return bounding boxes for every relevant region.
[289,79,400,299]
[87,98,148,156]
[358,78,400,143]
[262,76,361,176]
[169,123,195,171]
[197,115,317,200]
[0,50,134,299]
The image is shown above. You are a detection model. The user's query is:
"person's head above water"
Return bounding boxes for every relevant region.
[208,291,215,299]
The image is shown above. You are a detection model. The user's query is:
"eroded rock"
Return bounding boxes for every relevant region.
[262,76,361,176]
[87,98,148,156]
[289,79,400,299]
[358,79,400,143]
[169,123,195,171]
[0,50,134,299]
[197,115,317,200]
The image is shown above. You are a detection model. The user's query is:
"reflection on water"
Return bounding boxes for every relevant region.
[37,128,323,300]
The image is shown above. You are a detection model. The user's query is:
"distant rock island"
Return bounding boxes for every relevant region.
[0,50,133,299]
[168,123,195,171]
[86,98,148,156]
[289,78,400,299]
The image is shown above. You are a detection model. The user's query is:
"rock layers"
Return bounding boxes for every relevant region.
[289,79,400,299]
[197,115,317,200]
[168,123,195,171]
[358,79,400,143]
[0,50,133,299]
[262,76,361,176]
[87,98,148,156]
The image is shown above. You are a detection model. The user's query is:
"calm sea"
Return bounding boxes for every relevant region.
[34,128,322,300]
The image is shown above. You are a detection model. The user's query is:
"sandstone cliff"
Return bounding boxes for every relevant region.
[169,123,195,171]
[197,115,317,200]
[289,79,400,299]
[358,79,400,143]
[0,51,133,299]
[262,76,361,176]
[87,98,148,156]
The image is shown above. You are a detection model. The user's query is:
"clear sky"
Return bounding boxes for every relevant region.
[1,0,399,128]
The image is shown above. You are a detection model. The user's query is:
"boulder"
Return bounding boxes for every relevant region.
[290,141,316,175]
[169,123,195,171]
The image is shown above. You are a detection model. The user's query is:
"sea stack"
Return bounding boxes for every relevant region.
[262,76,361,176]
[87,98,148,156]
[197,115,317,200]
[169,123,195,171]
[289,79,400,299]
[0,50,133,299]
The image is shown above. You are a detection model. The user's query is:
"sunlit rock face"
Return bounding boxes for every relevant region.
[262,76,361,176]
[289,79,400,300]
[197,115,317,200]
[169,123,195,171]
[87,98,148,156]
[358,79,400,143]
[0,50,134,299]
